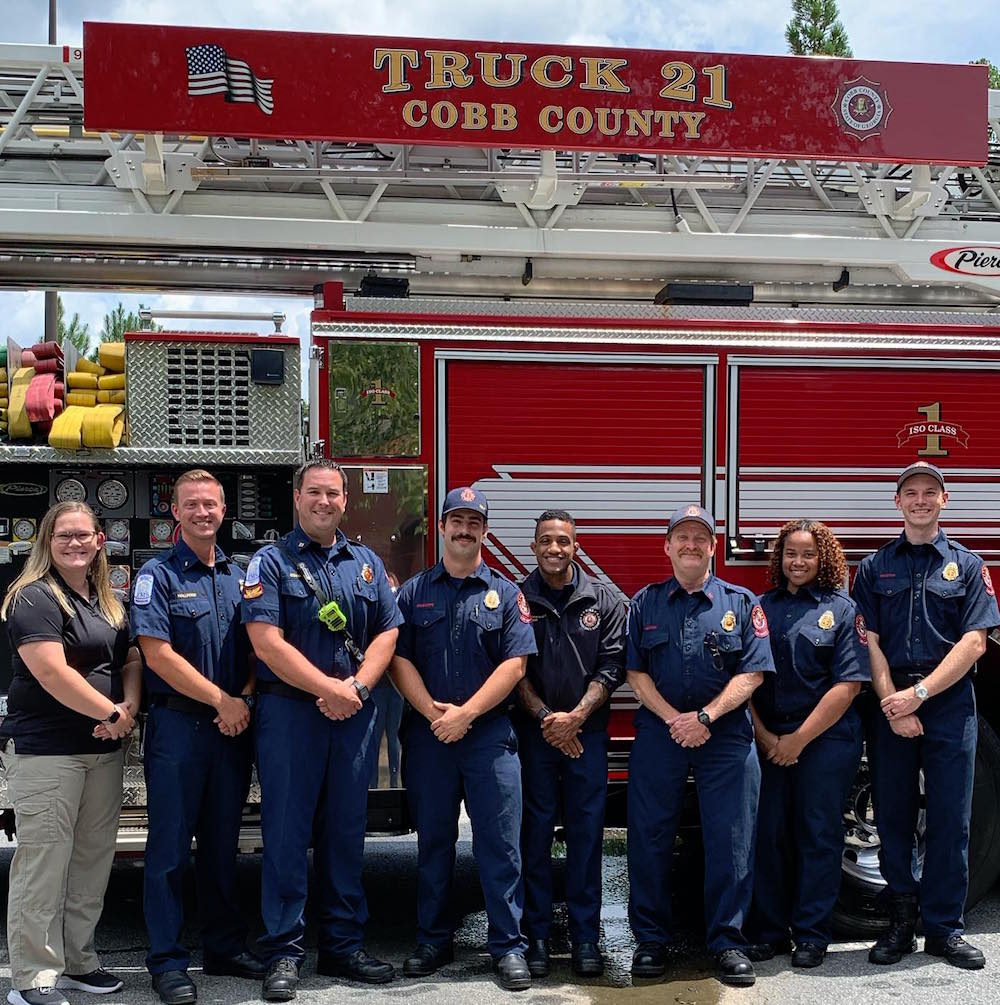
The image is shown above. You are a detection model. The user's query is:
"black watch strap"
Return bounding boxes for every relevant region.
[240,694,256,710]
[103,706,121,725]
[352,680,370,702]
[697,709,712,727]
[536,705,553,723]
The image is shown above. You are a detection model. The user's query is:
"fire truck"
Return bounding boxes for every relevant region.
[2,23,1000,932]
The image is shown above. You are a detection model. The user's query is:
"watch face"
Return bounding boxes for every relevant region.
[97,479,129,510]
[55,477,87,503]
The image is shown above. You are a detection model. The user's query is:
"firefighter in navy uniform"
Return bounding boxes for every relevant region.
[515,509,625,979]
[626,504,772,988]
[131,469,264,1005]
[853,461,1000,970]
[747,519,870,969]
[390,487,537,991]
[241,459,402,1001]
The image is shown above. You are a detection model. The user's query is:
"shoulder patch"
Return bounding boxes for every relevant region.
[133,574,154,607]
[983,565,996,598]
[244,555,262,588]
[516,591,532,624]
[855,613,869,647]
[751,604,769,639]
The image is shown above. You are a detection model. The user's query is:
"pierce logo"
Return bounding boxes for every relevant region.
[930,247,1000,277]
[0,483,47,497]
[832,76,892,139]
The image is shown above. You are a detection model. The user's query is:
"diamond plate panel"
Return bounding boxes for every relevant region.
[127,338,302,463]
[343,296,1000,328]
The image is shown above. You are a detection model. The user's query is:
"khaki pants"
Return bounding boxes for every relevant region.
[1,742,123,990]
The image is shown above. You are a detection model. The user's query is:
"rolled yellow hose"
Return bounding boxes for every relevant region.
[66,372,99,391]
[66,391,97,407]
[48,405,88,449]
[75,358,106,376]
[98,343,126,372]
[96,390,126,405]
[81,403,124,448]
[97,373,126,391]
[8,368,35,439]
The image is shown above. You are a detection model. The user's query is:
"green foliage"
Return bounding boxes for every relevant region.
[971,58,1000,90]
[55,296,91,357]
[786,0,853,57]
[100,303,162,342]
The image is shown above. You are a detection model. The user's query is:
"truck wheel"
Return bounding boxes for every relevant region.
[832,716,1000,937]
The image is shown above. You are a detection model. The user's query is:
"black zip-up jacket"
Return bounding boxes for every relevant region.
[519,565,627,733]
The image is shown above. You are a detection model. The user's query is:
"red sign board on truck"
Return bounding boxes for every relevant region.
[82,21,987,165]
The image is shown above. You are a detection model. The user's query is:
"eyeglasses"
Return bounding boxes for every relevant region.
[52,531,97,544]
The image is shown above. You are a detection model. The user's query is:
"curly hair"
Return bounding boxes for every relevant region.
[767,519,848,591]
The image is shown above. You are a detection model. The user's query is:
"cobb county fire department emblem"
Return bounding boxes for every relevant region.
[751,604,769,639]
[484,589,500,610]
[580,608,601,631]
[721,610,737,632]
[361,563,374,584]
[832,76,892,140]
[984,566,996,598]
[461,488,476,503]
[856,613,869,646]
[943,561,960,581]
[818,610,835,630]
[517,591,532,623]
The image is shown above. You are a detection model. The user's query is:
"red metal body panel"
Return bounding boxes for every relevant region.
[83,22,986,165]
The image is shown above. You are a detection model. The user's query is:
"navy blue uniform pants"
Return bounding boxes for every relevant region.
[749,715,862,948]
[627,713,760,953]
[868,678,976,938]
[143,705,253,974]
[404,715,527,958]
[518,725,607,945]
[255,693,378,964]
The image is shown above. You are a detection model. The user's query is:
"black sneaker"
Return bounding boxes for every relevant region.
[57,970,124,994]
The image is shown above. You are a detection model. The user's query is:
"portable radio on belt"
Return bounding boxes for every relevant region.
[280,542,366,667]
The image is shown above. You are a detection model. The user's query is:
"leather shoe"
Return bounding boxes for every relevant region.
[524,939,550,978]
[261,959,298,1002]
[494,953,531,991]
[203,951,267,979]
[716,949,755,987]
[745,939,791,962]
[571,943,604,977]
[402,943,454,977]
[151,971,196,1005]
[631,941,667,978]
[924,935,986,970]
[316,949,394,984]
[791,943,826,968]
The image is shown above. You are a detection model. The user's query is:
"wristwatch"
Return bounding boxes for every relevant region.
[697,709,712,727]
[536,705,553,723]
[914,681,930,702]
[352,681,370,703]
[240,694,256,710]
[103,705,121,725]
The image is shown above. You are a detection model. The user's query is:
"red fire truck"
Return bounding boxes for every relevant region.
[309,285,1000,932]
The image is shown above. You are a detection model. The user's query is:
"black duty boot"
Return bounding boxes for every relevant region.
[869,893,919,965]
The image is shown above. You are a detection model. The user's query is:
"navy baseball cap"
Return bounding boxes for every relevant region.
[896,461,946,491]
[441,486,489,520]
[668,504,715,535]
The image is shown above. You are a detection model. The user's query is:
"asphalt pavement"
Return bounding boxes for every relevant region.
[0,828,998,1005]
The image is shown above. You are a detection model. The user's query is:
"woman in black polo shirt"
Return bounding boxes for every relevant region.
[0,501,141,1005]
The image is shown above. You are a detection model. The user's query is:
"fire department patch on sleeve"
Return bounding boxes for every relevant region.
[133,574,153,607]
[516,591,532,624]
[984,565,996,598]
[580,607,601,630]
[751,604,769,639]
[855,613,869,647]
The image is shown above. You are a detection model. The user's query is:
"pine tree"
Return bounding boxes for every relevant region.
[56,296,91,357]
[786,0,853,57]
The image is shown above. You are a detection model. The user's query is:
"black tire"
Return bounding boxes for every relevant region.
[832,715,1000,937]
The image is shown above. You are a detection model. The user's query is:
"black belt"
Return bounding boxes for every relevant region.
[891,671,926,689]
[256,678,316,703]
[149,694,216,719]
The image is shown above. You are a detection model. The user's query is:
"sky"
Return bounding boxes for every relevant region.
[3,0,998,350]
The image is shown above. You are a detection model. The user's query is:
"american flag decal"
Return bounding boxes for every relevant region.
[185,43,274,115]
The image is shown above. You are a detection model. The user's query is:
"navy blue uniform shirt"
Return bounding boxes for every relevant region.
[754,585,870,731]
[395,560,537,705]
[626,574,774,722]
[853,530,1000,672]
[520,565,626,732]
[132,537,249,698]
[241,526,402,682]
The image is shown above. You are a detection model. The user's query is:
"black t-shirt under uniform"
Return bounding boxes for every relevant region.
[1,577,129,754]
